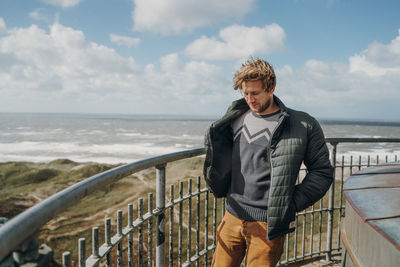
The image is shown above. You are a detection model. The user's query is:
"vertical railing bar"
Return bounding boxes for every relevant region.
[318,199,322,254]
[209,194,218,264]
[338,155,345,248]
[395,155,398,162]
[358,155,362,171]
[367,155,370,167]
[187,178,192,264]
[213,197,217,250]
[310,204,315,255]
[326,142,337,262]
[196,176,201,267]
[294,172,300,259]
[301,213,306,258]
[285,233,289,262]
[105,218,111,267]
[117,210,123,267]
[156,164,166,267]
[204,190,209,267]
[92,227,99,267]
[148,193,154,267]
[293,215,298,259]
[128,204,133,267]
[377,155,379,165]
[178,181,183,267]
[169,184,175,267]
[222,198,225,218]
[62,251,71,267]
[138,198,144,267]
[349,156,353,175]
[386,155,388,163]
[79,238,85,267]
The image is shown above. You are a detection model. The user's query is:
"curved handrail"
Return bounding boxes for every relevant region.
[0,148,204,261]
[1,137,400,261]
[325,137,400,144]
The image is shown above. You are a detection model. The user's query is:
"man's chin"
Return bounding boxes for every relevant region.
[250,106,264,114]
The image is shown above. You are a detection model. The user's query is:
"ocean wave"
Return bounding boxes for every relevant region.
[0,141,187,163]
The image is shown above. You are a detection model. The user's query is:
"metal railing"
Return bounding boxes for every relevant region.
[1,138,400,266]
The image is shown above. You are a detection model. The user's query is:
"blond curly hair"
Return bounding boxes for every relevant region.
[233,58,276,92]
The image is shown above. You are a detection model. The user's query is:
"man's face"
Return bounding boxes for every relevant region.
[241,80,275,115]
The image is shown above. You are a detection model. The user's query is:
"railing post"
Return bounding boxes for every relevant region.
[156,164,166,267]
[62,251,71,267]
[326,142,337,262]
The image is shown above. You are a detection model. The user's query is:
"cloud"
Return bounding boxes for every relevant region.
[41,0,82,8]
[0,22,232,114]
[1,20,399,119]
[132,0,254,35]
[156,53,231,101]
[0,23,139,97]
[110,34,141,48]
[0,17,6,34]
[184,24,286,61]
[349,29,400,76]
[29,8,48,21]
[276,29,400,119]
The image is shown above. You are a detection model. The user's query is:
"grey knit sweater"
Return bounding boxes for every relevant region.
[226,110,281,221]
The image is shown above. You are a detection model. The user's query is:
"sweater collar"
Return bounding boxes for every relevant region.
[231,95,290,117]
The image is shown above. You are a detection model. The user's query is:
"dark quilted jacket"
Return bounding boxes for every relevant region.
[203,96,333,240]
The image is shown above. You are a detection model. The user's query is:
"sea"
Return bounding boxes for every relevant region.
[1,113,400,164]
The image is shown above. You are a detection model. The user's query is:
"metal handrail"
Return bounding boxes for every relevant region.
[0,148,204,261]
[1,137,400,263]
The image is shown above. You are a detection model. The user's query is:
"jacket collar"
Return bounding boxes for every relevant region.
[273,95,290,117]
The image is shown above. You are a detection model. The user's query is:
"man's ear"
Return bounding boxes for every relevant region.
[268,86,276,94]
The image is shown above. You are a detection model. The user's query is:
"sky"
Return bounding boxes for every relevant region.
[0,0,399,120]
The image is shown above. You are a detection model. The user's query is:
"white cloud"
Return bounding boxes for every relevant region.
[277,29,400,119]
[110,34,141,48]
[41,0,82,8]
[0,17,6,34]
[29,8,48,21]
[1,20,400,119]
[132,0,254,35]
[0,23,232,115]
[349,29,400,76]
[0,23,139,96]
[184,24,286,61]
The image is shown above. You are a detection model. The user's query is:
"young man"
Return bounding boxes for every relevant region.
[203,58,333,267]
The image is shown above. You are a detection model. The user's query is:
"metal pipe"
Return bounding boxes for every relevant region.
[105,218,111,267]
[128,204,133,267]
[310,204,315,255]
[138,198,144,267]
[117,210,123,267]
[148,193,154,267]
[187,178,192,264]
[178,182,183,267]
[156,164,166,267]
[169,184,174,267]
[326,142,337,262]
[62,251,71,267]
[92,227,99,264]
[301,214,306,258]
[79,238,86,267]
[196,176,201,267]
[204,191,209,267]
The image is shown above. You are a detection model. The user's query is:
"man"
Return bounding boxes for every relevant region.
[203,58,333,267]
